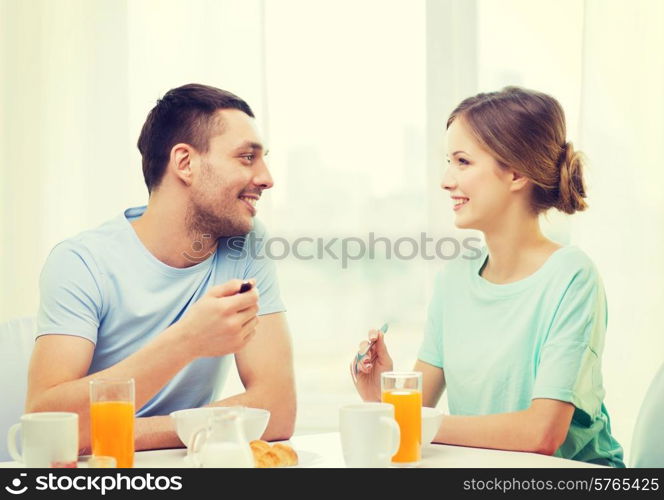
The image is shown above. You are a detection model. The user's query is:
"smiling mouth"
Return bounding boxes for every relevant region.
[239,194,259,215]
[452,197,469,209]
[239,195,258,207]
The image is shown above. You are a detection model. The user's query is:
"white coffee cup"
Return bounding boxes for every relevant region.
[339,402,400,468]
[7,412,79,468]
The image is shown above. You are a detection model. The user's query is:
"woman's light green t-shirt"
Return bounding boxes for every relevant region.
[418,245,624,467]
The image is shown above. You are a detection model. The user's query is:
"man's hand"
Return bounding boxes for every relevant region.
[177,279,260,359]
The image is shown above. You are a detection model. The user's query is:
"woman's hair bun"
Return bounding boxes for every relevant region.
[556,141,588,214]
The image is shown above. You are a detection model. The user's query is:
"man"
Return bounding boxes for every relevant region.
[25,83,296,451]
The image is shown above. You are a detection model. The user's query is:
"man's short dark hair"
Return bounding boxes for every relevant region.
[137,83,254,193]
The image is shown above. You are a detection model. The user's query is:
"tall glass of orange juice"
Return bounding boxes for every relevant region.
[381,371,422,466]
[89,379,135,468]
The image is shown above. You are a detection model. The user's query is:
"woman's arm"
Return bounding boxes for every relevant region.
[413,360,574,455]
[433,398,574,455]
[414,360,446,407]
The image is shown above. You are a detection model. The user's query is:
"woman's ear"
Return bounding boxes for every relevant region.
[509,169,530,192]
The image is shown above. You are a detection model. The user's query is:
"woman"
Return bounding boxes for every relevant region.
[353,86,624,467]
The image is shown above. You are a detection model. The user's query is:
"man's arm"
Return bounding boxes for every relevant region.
[135,312,296,449]
[215,312,296,440]
[27,279,260,453]
[26,325,193,453]
[433,398,575,455]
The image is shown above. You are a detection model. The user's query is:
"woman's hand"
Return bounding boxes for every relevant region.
[351,329,393,402]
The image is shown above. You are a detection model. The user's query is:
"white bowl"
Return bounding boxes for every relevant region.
[170,407,271,448]
[422,407,443,445]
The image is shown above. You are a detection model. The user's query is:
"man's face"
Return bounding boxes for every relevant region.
[187,109,273,238]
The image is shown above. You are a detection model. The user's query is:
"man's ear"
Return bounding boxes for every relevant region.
[509,169,530,192]
[170,143,195,186]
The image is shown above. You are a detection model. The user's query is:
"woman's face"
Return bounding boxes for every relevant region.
[442,117,523,231]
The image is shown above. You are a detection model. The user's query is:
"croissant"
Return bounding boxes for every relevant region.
[250,439,299,468]
[271,443,298,466]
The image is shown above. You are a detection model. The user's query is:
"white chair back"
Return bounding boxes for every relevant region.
[630,362,664,467]
[0,316,36,461]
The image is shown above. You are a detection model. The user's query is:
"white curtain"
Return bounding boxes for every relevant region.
[261,0,429,432]
[0,0,266,322]
[575,0,664,461]
[472,0,664,459]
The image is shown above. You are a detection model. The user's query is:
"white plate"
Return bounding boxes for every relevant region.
[290,449,322,468]
[183,447,322,468]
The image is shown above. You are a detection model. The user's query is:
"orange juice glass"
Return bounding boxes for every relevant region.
[381,371,422,466]
[89,379,135,468]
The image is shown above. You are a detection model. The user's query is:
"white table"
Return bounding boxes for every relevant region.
[0,432,605,468]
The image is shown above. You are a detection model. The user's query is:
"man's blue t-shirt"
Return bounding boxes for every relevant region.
[36,206,285,417]
[418,245,624,467]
